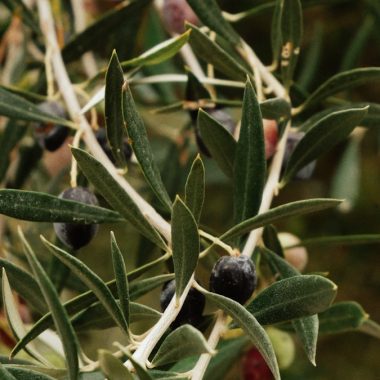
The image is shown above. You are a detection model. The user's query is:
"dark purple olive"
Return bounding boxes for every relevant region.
[160,279,205,329]
[210,255,257,304]
[95,128,132,163]
[53,187,99,250]
[34,102,69,152]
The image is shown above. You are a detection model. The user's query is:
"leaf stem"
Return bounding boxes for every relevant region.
[190,310,226,380]
[241,121,291,257]
[123,275,195,370]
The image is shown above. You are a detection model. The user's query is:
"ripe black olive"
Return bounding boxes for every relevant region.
[34,102,69,152]
[160,279,205,329]
[95,128,132,163]
[210,255,257,304]
[53,187,99,250]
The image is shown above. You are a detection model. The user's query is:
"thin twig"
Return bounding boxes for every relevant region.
[190,310,226,380]
[36,0,171,242]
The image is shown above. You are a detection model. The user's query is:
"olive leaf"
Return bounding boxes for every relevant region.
[185,155,205,223]
[71,147,167,250]
[151,325,214,367]
[110,232,130,326]
[18,229,79,380]
[280,0,303,89]
[40,236,130,339]
[0,189,123,223]
[221,198,341,241]
[299,67,380,111]
[186,0,241,44]
[282,107,368,185]
[0,87,72,127]
[171,197,199,298]
[105,51,127,167]
[233,78,266,225]
[99,350,134,380]
[122,83,172,212]
[200,289,280,380]
[197,109,236,178]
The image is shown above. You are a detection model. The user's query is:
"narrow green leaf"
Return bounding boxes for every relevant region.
[2,270,49,366]
[282,107,368,184]
[233,79,266,224]
[0,87,72,127]
[123,351,153,380]
[62,0,151,62]
[292,316,319,366]
[151,325,214,367]
[221,198,341,242]
[121,30,191,67]
[318,302,368,335]
[186,23,248,81]
[72,301,161,331]
[297,23,323,91]
[300,68,380,111]
[201,289,280,380]
[186,0,240,44]
[198,109,236,178]
[280,0,303,89]
[330,137,361,211]
[262,248,320,364]
[171,197,199,298]
[0,363,17,380]
[0,189,123,223]
[11,271,172,358]
[248,275,337,325]
[0,259,47,313]
[18,229,79,380]
[71,147,167,250]
[340,16,374,71]
[271,0,283,67]
[263,225,284,257]
[40,236,130,338]
[105,51,127,167]
[129,274,174,300]
[185,155,205,223]
[122,83,172,211]
[291,234,380,248]
[260,97,291,121]
[3,366,55,380]
[110,232,130,326]
[0,120,26,182]
[99,350,134,380]
[358,319,380,339]
[300,103,380,132]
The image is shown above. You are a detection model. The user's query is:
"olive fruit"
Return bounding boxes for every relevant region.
[160,280,205,329]
[53,187,99,250]
[283,130,316,180]
[34,102,69,152]
[95,128,132,163]
[242,347,274,380]
[209,255,257,304]
[263,119,278,160]
[162,0,199,34]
